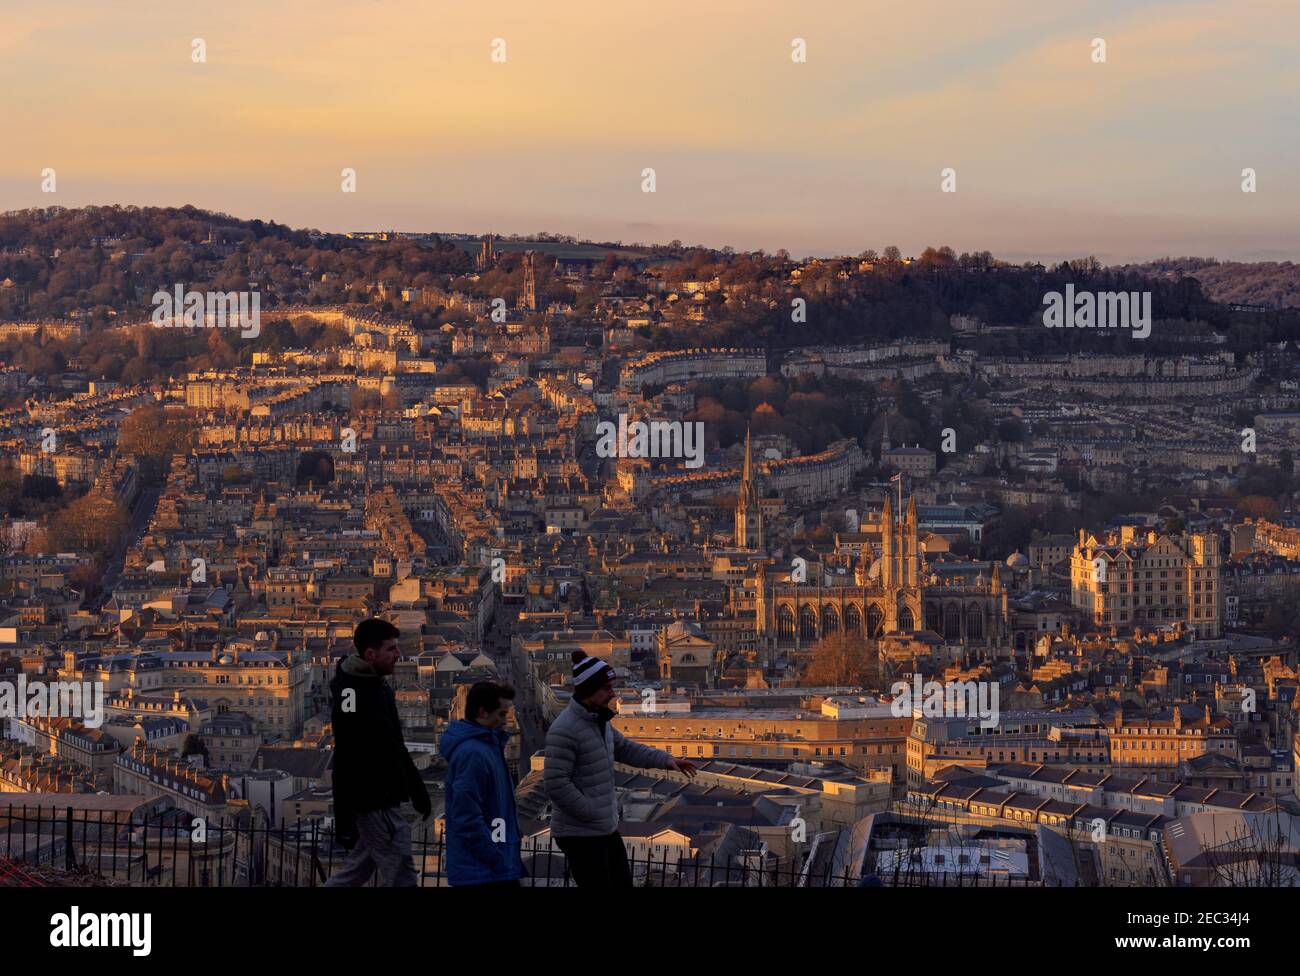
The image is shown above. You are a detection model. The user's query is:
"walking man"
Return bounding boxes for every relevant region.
[440,680,527,888]
[326,618,431,887]
[543,651,697,887]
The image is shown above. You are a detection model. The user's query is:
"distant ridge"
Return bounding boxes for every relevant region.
[1119,257,1300,310]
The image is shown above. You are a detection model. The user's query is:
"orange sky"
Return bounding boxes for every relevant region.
[2,0,1297,261]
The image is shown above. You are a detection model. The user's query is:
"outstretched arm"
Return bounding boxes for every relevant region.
[611,725,673,769]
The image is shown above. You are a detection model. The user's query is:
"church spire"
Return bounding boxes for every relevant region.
[742,426,754,492]
[736,426,764,550]
[740,426,759,508]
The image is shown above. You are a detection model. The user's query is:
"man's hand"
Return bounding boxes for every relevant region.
[666,758,698,779]
[413,792,432,820]
[336,815,359,851]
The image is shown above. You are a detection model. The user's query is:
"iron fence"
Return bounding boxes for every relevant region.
[0,805,1038,887]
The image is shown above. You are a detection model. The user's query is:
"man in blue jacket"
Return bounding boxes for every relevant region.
[439,680,527,888]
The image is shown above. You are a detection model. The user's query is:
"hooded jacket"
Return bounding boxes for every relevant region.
[330,654,429,831]
[542,697,673,837]
[439,719,526,885]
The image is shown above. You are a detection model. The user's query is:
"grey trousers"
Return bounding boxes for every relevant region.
[325,807,419,887]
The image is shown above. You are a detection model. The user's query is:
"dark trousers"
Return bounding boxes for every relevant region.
[555,832,633,888]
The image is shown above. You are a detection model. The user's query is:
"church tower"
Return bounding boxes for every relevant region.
[476,234,497,271]
[735,428,765,551]
[520,250,538,311]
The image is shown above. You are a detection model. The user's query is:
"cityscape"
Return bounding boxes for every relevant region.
[1,8,1298,956]
[2,211,1297,894]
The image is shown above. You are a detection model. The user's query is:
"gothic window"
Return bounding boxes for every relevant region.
[925,603,940,632]
[867,604,884,638]
[777,607,795,640]
[799,606,818,641]
[845,604,862,634]
[944,605,961,639]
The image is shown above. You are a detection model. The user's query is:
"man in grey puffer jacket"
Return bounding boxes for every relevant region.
[544,651,697,887]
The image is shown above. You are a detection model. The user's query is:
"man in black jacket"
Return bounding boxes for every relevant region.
[325,618,431,887]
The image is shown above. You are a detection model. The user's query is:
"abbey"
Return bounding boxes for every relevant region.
[745,478,1009,658]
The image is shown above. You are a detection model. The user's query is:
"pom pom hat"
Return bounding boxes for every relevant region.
[571,650,616,694]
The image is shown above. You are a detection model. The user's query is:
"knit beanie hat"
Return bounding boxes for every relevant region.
[572,650,616,695]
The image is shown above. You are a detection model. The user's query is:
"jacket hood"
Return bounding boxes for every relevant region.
[339,653,379,678]
[440,718,506,760]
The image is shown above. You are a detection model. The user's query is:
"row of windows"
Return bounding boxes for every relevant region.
[162,660,287,670]
[660,742,900,758]
[975,751,1105,763]
[160,673,289,686]
[1115,739,1214,751]
[1101,608,1199,622]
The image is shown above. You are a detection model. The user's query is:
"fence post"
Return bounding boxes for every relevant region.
[65,806,74,872]
[171,814,180,886]
[310,820,323,887]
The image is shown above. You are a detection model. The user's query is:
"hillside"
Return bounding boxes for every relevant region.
[1120,257,1300,309]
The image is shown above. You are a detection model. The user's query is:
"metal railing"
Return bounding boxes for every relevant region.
[1,805,1046,887]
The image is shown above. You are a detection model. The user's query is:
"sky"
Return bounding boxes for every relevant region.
[1,0,1298,263]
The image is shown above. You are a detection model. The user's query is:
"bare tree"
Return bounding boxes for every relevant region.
[799,632,883,689]
[1199,812,1294,887]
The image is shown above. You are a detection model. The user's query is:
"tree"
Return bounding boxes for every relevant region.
[1236,495,1280,521]
[119,405,194,465]
[44,493,128,555]
[800,633,882,689]
[69,558,104,593]
[21,474,62,502]
[0,465,21,513]
[1199,810,1297,887]
[751,401,783,435]
[295,451,335,485]
[349,387,380,413]
[997,418,1026,443]
[987,506,1033,557]
[181,733,209,761]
